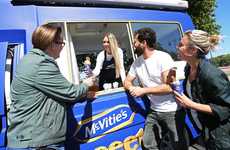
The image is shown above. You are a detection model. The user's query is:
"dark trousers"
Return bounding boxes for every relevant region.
[142,109,188,150]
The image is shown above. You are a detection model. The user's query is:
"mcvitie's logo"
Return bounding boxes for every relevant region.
[74,104,135,142]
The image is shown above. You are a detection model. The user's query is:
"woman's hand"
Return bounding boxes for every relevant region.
[173,91,195,108]
[83,76,96,87]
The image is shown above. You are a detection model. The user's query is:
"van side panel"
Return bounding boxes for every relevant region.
[0,42,8,149]
[37,7,193,31]
[66,91,149,149]
[0,1,194,52]
[0,30,26,53]
[0,2,38,53]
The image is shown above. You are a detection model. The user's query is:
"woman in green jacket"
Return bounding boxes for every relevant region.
[174,29,230,150]
[7,24,95,150]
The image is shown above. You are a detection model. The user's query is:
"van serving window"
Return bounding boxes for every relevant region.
[67,22,133,72]
[11,0,188,10]
[56,21,182,92]
[65,22,133,92]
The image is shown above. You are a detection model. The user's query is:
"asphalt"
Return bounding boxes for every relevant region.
[189,144,206,150]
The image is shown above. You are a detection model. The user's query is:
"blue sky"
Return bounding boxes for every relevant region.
[211,0,230,57]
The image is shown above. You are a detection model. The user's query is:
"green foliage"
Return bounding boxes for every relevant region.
[211,54,230,67]
[187,0,220,34]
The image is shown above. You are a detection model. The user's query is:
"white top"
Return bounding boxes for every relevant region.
[128,50,179,112]
[93,48,126,81]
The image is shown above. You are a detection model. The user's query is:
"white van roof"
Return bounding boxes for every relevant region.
[12,0,188,10]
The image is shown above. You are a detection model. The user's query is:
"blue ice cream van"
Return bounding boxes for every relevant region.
[0,0,198,149]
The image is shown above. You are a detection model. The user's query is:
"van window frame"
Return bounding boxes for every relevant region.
[47,21,183,95]
[129,21,183,60]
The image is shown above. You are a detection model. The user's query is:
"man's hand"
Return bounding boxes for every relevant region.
[129,86,145,97]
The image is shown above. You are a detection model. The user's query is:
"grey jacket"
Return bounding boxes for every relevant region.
[7,48,88,148]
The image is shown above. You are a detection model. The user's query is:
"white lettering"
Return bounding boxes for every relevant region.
[98,118,106,129]
[84,109,129,138]
[122,110,128,119]
[85,126,96,138]
[116,113,122,122]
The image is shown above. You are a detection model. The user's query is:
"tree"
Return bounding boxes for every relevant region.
[187,0,221,34]
[211,54,230,67]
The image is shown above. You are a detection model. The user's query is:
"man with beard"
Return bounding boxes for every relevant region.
[124,28,187,150]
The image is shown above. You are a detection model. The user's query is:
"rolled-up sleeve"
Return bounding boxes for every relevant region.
[205,71,230,122]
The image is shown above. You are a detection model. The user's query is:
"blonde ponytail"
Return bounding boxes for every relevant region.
[208,35,220,50]
[185,30,221,55]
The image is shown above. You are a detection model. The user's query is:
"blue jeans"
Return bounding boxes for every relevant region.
[142,109,188,150]
[7,143,65,150]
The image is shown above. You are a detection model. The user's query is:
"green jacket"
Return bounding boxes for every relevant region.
[7,48,88,148]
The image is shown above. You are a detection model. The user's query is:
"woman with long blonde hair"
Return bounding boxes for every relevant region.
[93,32,125,90]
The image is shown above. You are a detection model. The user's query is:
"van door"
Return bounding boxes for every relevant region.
[0,43,24,149]
[0,42,8,149]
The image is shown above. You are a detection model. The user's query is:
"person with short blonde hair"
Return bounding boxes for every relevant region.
[7,24,96,150]
[175,29,230,150]
[93,32,126,90]
[183,30,219,57]
[32,24,62,51]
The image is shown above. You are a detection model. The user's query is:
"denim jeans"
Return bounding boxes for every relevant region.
[206,121,230,150]
[7,143,65,150]
[142,109,188,150]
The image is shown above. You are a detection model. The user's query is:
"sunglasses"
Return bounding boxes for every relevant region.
[103,40,110,44]
[55,41,65,47]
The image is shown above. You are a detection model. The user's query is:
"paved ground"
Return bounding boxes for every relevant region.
[189,144,206,150]
[220,66,230,72]
[220,66,230,79]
